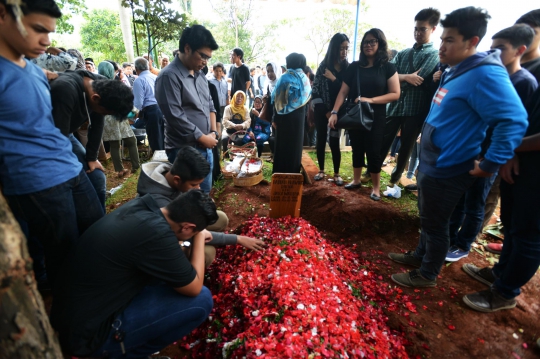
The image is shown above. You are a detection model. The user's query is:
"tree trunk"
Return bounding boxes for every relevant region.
[118,0,135,62]
[0,194,63,359]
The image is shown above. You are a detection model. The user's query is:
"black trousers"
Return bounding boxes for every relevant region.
[273,106,305,174]
[379,115,426,183]
[314,104,340,174]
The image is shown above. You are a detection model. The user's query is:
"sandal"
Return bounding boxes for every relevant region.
[314,172,325,181]
[117,169,130,178]
[344,182,362,190]
[334,175,344,186]
[370,192,381,201]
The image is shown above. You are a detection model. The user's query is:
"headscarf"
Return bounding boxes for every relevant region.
[271,68,312,115]
[67,49,85,70]
[230,90,248,117]
[266,62,282,94]
[98,61,115,80]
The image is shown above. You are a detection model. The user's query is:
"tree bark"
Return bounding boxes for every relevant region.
[0,194,63,359]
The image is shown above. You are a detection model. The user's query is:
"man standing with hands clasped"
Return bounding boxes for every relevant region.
[155,25,220,193]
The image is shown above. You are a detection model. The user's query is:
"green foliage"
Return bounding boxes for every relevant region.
[56,0,86,34]
[80,9,127,64]
[205,0,290,65]
[122,0,190,57]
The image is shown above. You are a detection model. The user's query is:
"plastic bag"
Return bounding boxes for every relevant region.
[383,184,401,199]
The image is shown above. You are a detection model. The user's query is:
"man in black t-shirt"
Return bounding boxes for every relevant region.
[228,47,251,99]
[51,191,218,358]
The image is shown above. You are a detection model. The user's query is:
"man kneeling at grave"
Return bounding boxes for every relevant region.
[51,191,216,358]
[137,146,265,266]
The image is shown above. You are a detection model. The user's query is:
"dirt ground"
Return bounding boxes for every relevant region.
[197,173,540,359]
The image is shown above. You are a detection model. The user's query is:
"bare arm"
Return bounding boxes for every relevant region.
[328,82,350,129]
[515,133,540,152]
[173,231,208,296]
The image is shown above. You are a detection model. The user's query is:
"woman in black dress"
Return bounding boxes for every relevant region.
[329,28,400,200]
[311,33,350,185]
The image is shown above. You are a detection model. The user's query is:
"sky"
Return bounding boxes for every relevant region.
[52,0,536,65]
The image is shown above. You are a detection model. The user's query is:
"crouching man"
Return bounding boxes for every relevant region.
[137,146,266,267]
[51,191,217,358]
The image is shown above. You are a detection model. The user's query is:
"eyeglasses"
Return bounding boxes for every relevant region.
[196,50,212,62]
[362,39,378,47]
[414,27,430,33]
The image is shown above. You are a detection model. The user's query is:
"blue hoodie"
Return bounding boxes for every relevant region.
[418,50,528,178]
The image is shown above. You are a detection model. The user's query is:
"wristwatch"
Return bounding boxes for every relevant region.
[210,130,219,139]
[331,110,338,115]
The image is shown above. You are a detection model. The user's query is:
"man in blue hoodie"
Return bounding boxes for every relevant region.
[388,7,528,289]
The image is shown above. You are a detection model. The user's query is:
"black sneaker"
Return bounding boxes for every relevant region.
[388,251,422,267]
[391,269,437,288]
[462,289,516,313]
[404,184,418,191]
[462,263,496,286]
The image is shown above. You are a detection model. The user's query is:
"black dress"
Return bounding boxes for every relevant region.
[344,61,396,173]
[272,105,306,174]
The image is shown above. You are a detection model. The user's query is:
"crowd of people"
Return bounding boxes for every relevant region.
[1,0,539,357]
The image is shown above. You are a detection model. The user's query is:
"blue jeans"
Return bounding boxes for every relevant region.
[6,169,104,286]
[448,174,495,252]
[406,142,419,179]
[92,284,213,359]
[70,134,107,210]
[413,171,476,280]
[492,175,540,299]
[167,147,213,193]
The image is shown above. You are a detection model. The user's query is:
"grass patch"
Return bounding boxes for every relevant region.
[307,150,419,217]
[105,169,141,213]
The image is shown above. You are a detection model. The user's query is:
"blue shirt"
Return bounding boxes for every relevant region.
[0,57,81,195]
[132,70,158,110]
[208,75,228,107]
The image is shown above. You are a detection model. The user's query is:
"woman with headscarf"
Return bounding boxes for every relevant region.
[98,61,140,177]
[271,53,312,174]
[222,90,251,154]
[243,95,271,157]
[262,62,283,158]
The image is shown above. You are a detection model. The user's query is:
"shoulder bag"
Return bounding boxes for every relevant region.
[335,66,374,131]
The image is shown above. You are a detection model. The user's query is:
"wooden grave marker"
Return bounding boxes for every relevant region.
[269,173,303,218]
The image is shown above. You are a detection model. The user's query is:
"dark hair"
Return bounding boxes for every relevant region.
[389,49,398,61]
[516,9,540,28]
[250,67,255,72]
[166,190,218,231]
[85,57,94,63]
[172,49,179,58]
[122,62,132,68]
[286,53,307,70]
[440,7,491,42]
[202,65,208,75]
[324,33,350,69]
[1,0,61,18]
[415,8,441,27]
[492,24,535,49]
[213,62,225,71]
[105,60,119,71]
[232,47,244,61]
[170,146,210,181]
[359,28,389,67]
[179,24,218,54]
[91,79,134,118]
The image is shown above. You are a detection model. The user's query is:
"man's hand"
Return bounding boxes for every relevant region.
[237,235,266,251]
[500,156,519,184]
[198,133,218,149]
[42,69,58,81]
[433,70,442,83]
[469,160,491,178]
[405,70,424,86]
[87,160,105,173]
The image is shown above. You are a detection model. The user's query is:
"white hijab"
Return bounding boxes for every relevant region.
[267,62,282,94]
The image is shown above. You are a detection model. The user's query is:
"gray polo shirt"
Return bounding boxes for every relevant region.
[155,56,216,149]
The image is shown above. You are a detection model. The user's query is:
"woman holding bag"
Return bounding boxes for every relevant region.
[311,33,350,185]
[329,28,400,200]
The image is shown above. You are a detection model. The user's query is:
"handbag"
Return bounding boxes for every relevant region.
[335,67,374,131]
